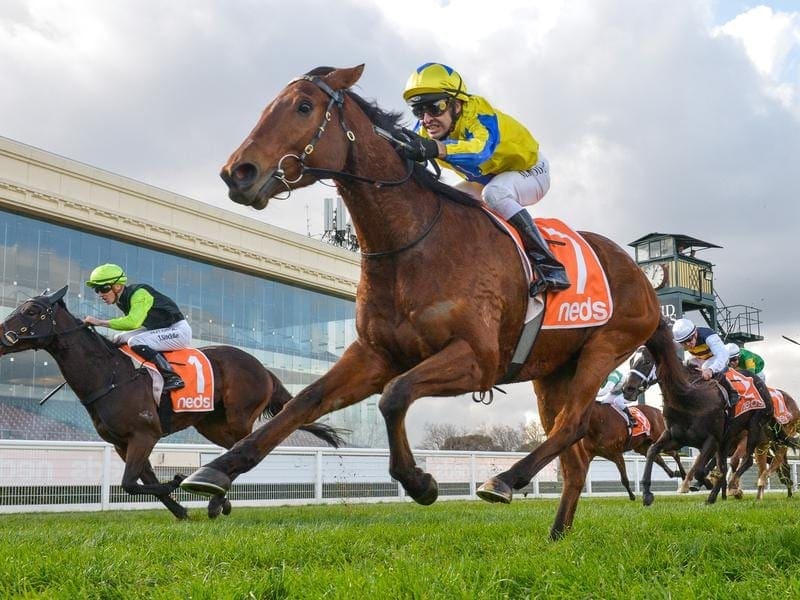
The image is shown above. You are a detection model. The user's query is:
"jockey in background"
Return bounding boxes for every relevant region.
[400,62,569,296]
[83,263,190,391]
[596,368,637,427]
[672,318,739,408]
[725,342,766,382]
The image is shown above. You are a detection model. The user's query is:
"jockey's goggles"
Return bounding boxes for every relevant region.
[92,284,115,294]
[411,98,451,119]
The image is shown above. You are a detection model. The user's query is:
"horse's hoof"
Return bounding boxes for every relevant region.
[732,490,743,500]
[208,504,222,519]
[628,493,636,501]
[221,498,232,516]
[180,467,231,497]
[408,474,438,506]
[642,492,654,507]
[688,485,699,492]
[477,477,513,504]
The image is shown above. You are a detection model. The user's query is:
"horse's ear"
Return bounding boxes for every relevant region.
[324,64,365,90]
[46,285,68,304]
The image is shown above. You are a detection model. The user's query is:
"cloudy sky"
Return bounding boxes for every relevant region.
[2,1,799,445]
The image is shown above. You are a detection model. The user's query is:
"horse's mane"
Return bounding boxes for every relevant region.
[646,317,720,412]
[305,67,482,209]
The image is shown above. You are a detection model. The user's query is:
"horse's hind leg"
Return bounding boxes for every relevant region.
[610,453,635,501]
[379,340,490,505]
[548,444,591,539]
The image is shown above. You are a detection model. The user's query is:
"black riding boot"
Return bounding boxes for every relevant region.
[131,344,185,391]
[716,370,739,409]
[624,406,637,427]
[507,210,570,296]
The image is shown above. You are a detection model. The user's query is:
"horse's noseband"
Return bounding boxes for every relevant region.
[1,300,57,347]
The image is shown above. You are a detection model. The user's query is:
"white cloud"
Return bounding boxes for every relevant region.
[713,5,800,113]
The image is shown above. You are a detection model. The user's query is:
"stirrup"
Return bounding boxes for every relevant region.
[163,376,185,391]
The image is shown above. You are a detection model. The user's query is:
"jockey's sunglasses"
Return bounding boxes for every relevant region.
[92,284,114,294]
[411,98,451,119]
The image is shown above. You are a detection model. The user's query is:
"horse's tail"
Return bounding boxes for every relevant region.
[646,317,714,412]
[263,370,347,448]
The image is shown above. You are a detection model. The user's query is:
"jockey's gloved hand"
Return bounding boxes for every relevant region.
[399,130,440,162]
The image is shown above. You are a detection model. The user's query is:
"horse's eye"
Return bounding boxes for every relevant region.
[297,101,313,115]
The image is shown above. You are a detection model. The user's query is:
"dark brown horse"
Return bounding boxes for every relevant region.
[582,403,686,500]
[0,287,342,519]
[621,318,772,506]
[180,64,660,538]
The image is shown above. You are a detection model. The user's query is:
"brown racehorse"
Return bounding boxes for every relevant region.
[582,403,686,500]
[726,388,799,499]
[180,64,660,538]
[0,287,342,519]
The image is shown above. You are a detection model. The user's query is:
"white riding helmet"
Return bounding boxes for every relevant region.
[672,318,697,343]
[725,343,741,359]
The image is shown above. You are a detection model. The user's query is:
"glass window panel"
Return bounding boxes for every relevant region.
[0,208,387,445]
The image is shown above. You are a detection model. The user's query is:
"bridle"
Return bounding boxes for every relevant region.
[1,298,85,348]
[626,350,657,395]
[270,75,416,194]
[269,74,443,259]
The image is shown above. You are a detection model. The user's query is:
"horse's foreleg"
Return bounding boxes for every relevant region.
[117,442,187,516]
[139,461,188,519]
[550,444,591,539]
[706,443,730,504]
[653,454,679,480]
[641,432,674,506]
[181,341,392,497]
[379,339,488,506]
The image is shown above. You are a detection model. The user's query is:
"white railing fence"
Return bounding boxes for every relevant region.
[1,440,796,514]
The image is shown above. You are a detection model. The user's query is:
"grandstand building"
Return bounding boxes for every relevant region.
[0,136,387,446]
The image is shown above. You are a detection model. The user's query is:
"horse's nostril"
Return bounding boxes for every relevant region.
[227,163,258,189]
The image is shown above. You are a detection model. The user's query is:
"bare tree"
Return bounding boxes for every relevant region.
[420,420,546,451]
[517,421,546,452]
[484,424,525,451]
[442,433,500,451]
[419,422,465,450]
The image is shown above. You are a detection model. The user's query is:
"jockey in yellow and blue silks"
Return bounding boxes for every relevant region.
[401,62,569,296]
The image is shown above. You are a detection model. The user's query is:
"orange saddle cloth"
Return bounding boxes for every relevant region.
[629,406,651,438]
[724,370,766,417]
[119,346,215,413]
[768,388,793,425]
[481,210,614,330]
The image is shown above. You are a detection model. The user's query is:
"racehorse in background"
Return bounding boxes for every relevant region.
[726,388,799,499]
[0,287,343,519]
[622,318,772,506]
[180,64,660,539]
[582,403,686,500]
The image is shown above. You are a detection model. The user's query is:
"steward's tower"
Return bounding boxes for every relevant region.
[629,233,762,344]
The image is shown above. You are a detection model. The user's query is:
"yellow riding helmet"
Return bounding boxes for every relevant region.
[86,263,127,287]
[403,62,470,104]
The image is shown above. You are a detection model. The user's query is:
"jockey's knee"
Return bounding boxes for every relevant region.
[481,182,521,219]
